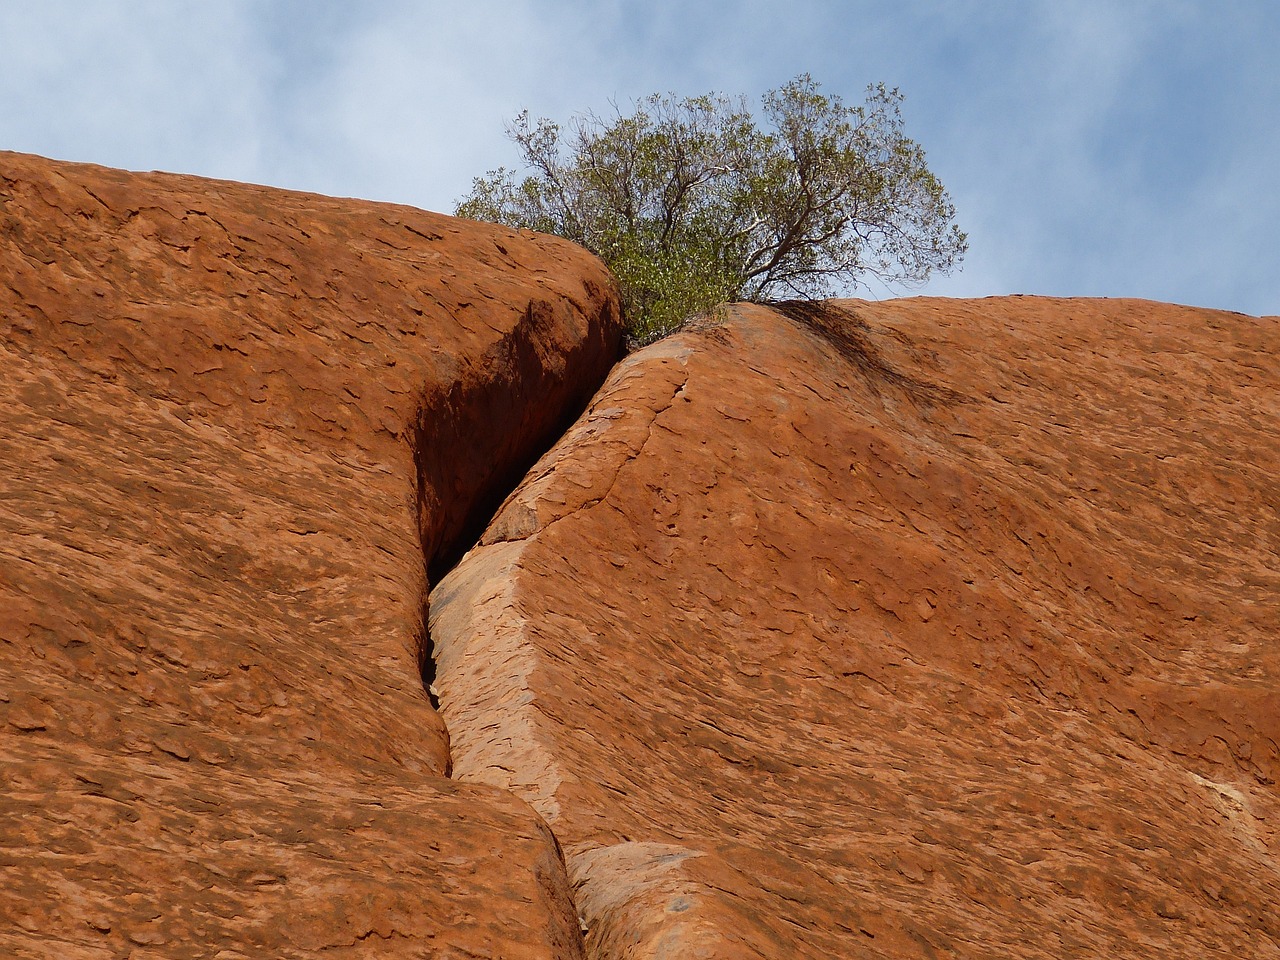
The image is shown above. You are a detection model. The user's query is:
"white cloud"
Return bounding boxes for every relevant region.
[0,2,270,177]
[1,0,1276,314]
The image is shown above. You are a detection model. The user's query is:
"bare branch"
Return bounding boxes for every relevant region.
[455,75,966,345]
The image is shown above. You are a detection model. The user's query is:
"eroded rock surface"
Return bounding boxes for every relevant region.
[432,298,1280,958]
[0,151,620,958]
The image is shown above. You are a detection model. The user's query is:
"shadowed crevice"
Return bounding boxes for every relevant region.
[406,293,623,780]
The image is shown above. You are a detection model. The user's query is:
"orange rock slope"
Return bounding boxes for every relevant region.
[0,151,620,958]
[432,298,1280,958]
[5,148,1279,960]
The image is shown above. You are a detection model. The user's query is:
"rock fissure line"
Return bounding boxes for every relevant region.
[409,314,623,785]
[412,366,710,956]
[488,368,693,551]
[415,439,602,938]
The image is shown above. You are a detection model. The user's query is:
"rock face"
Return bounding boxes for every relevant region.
[6,148,1278,959]
[432,298,1280,958]
[0,152,620,957]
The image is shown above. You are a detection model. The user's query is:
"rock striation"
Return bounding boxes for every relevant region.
[6,146,1278,959]
[0,151,620,958]
[432,298,1280,958]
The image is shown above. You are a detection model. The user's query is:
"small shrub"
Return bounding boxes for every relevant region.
[457,75,966,347]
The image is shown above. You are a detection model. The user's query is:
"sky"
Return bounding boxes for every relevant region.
[3,0,1277,316]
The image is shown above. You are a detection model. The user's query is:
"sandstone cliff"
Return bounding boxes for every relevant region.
[4,149,1278,960]
[433,298,1279,958]
[0,151,620,957]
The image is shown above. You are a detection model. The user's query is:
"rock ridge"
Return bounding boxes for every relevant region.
[431,296,1280,958]
[1,150,621,958]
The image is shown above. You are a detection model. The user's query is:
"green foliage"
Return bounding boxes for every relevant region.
[456,75,967,347]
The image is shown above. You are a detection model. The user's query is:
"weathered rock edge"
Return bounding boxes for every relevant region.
[0,151,621,958]
[431,298,1280,959]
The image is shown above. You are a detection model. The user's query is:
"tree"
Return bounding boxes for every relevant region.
[456,75,967,346]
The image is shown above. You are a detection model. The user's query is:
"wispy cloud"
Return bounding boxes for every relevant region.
[1,2,270,176]
[1,1,1276,314]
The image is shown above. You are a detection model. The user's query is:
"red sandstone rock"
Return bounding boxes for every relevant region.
[7,147,1278,959]
[0,151,620,958]
[432,298,1280,958]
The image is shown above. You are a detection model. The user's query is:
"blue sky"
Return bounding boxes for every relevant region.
[3,1,1277,315]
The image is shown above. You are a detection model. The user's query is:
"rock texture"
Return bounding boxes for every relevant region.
[0,151,621,958]
[7,148,1278,959]
[432,298,1280,958]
